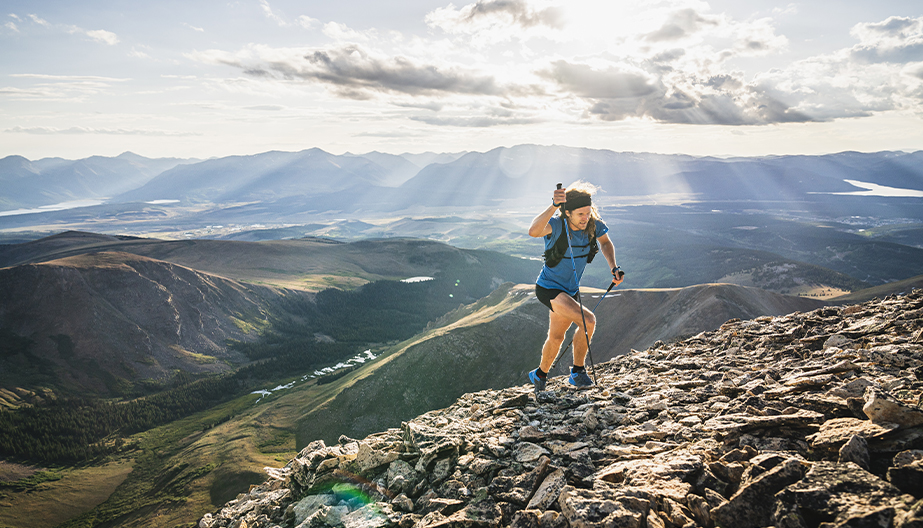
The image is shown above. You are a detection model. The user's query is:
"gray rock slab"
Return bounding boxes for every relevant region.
[864,388,923,428]
[711,458,807,528]
[806,417,899,449]
[774,462,909,527]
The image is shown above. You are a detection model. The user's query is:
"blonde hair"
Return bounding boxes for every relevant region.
[560,180,602,237]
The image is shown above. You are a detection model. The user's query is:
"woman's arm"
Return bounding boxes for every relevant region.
[528,187,567,238]
[598,233,624,286]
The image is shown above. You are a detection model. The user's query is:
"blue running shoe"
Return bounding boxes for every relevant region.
[568,368,593,389]
[528,368,547,393]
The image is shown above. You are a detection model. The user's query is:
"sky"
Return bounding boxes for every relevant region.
[2,0,923,160]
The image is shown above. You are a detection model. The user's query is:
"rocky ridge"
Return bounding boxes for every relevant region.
[201,289,923,528]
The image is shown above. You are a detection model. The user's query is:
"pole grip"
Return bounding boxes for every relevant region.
[556,183,562,190]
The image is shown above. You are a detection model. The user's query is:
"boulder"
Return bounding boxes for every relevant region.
[773,462,909,527]
[864,389,923,428]
[711,458,807,528]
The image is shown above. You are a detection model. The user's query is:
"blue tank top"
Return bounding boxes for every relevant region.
[536,217,608,295]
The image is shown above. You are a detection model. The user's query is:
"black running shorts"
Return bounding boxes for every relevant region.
[535,284,577,312]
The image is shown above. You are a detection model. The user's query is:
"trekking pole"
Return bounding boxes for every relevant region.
[556,183,599,386]
[549,281,616,373]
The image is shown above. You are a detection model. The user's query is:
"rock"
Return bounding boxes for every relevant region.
[514,443,550,464]
[828,378,878,399]
[661,497,696,528]
[510,510,568,528]
[712,458,807,528]
[582,409,598,432]
[425,498,466,516]
[391,494,414,513]
[355,442,401,474]
[488,456,550,506]
[518,426,548,442]
[527,469,568,510]
[773,462,909,527]
[497,394,531,410]
[557,486,647,528]
[293,494,337,526]
[824,334,853,349]
[897,500,923,528]
[703,409,824,436]
[868,426,923,453]
[686,494,711,527]
[888,455,923,498]
[386,459,418,495]
[597,453,702,502]
[894,450,923,467]
[838,434,871,471]
[806,417,899,449]
[427,499,503,528]
[341,503,395,528]
[864,388,923,428]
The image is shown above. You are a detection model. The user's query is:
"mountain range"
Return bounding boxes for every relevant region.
[3,145,922,215]
[0,152,193,211]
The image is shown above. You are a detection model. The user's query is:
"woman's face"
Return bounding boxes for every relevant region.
[565,206,591,231]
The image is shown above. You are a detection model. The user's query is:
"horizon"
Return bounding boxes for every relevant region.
[5,143,923,164]
[2,1,923,159]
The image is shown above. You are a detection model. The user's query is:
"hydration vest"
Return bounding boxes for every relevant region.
[543,216,598,268]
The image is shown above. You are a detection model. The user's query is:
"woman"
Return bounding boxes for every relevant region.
[527,181,623,392]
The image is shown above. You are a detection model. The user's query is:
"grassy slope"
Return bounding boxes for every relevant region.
[0,460,133,528]
[0,232,532,292]
[829,274,923,304]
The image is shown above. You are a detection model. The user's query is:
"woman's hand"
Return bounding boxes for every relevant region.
[553,187,566,207]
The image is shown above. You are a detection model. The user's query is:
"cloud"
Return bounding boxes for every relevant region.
[539,61,657,99]
[188,43,502,98]
[129,47,152,59]
[426,0,564,44]
[4,21,17,32]
[244,104,286,111]
[912,64,923,81]
[772,4,798,16]
[644,8,720,42]
[392,100,444,111]
[183,22,205,32]
[11,73,129,82]
[86,29,119,45]
[260,0,288,27]
[850,16,923,64]
[538,57,817,126]
[5,126,199,136]
[297,15,320,29]
[2,74,130,101]
[322,21,371,42]
[27,14,49,27]
[410,114,543,127]
[353,128,428,138]
[184,9,923,129]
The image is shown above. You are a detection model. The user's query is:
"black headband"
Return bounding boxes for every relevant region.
[564,194,592,211]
